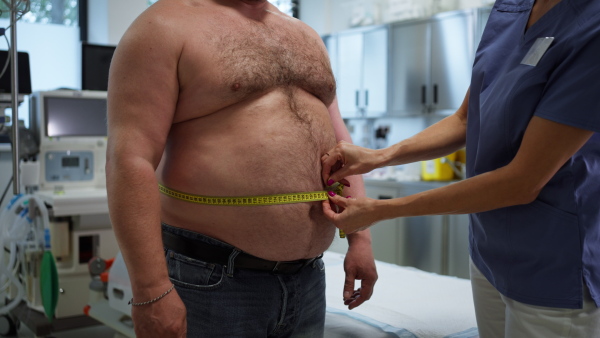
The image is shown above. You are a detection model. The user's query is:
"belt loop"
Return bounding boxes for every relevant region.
[227,249,240,277]
[272,261,281,274]
[312,254,323,268]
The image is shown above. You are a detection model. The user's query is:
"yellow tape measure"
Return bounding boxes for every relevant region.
[158,183,346,238]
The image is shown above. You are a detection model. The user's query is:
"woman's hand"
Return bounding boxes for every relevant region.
[321,141,382,186]
[322,194,381,234]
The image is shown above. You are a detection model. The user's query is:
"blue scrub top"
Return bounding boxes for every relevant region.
[468,0,600,309]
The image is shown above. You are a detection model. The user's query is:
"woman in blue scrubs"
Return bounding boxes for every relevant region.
[321,0,600,336]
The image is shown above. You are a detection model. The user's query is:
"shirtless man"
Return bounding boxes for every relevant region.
[106,0,377,337]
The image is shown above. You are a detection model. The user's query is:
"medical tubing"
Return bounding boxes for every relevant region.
[0,242,24,315]
[30,195,49,248]
[0,194,35,315]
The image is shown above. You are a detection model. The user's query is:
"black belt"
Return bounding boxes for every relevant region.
[162,231,321,275]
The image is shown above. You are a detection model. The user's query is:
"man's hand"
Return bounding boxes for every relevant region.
[132,288,187,337]
[342,239,378,310]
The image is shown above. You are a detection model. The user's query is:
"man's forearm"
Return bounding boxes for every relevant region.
[106,156,171,299]
[342,174,373,246]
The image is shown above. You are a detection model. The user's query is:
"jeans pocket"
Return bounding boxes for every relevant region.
[166,250,225,290]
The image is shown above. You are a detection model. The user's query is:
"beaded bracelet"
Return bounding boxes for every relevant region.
[129,284,175,306]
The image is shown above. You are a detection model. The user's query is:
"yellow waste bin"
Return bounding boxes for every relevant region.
[421,152,457,181]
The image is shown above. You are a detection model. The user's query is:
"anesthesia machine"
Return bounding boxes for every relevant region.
[0,89,119,335]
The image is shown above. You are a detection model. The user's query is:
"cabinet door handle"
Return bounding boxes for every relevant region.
[378,195,392,200]
[355,90,360,107]
[421,85,426,104]
[365,90,369,106]
[434,84,438,104]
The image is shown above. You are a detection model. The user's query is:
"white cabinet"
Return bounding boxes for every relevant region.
[389,19,429,115]
[363,180,470,279]
[361,28,388,115]
[337,32,363,116]
[447,214,470,279]
[430,10,475,114]
[389,9,475,116]
[325,25,388,118]
[365,185,401,265]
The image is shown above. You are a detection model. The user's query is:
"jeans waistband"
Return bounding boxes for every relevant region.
[161,224,321,275]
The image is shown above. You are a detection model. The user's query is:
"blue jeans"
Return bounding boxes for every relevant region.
[162,224,326,338]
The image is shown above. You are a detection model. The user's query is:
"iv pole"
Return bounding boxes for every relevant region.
[10,0,19,195]
[3,0,30,195]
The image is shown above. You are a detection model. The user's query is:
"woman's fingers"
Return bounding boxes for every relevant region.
[322,194,349,221]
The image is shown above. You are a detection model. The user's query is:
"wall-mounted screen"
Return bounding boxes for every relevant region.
[0,50,32,95]
[82,43,116,91]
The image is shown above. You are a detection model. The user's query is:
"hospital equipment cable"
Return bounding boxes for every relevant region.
[0,175,12,207]
[0,0,29,31]
[0,33,11,81]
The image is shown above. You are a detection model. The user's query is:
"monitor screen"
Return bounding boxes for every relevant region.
[81,43,116,91]
[44,96,107,137]
[0,50,32,94]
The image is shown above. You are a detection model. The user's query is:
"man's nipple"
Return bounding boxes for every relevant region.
[329,84,334,92]
[231,83,241,91]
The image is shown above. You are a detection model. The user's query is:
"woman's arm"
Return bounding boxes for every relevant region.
[324,116,594,233]
[322,89,470,184]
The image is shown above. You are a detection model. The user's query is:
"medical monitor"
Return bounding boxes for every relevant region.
[30,90,108,141]
[44,95,107,137]
[29,90,108,190]
[81,43,116,91]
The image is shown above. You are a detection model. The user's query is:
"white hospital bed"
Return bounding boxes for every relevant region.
[86,251,478,338]
[323,251,479,338]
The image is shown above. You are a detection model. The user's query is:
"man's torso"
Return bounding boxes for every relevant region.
[154,0,338,260]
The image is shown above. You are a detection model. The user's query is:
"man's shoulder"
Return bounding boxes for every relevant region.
[139,0,212,29]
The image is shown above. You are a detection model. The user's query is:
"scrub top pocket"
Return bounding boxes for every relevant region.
[505,200,582,308]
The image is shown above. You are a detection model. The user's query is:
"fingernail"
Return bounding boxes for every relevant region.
[328,191,336,197]
[346,196,352,198]
[327,179,335,186]
[343,182,351,187]
[344,291,351,298]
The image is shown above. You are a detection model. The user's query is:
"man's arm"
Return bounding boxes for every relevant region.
[327,96,378,310]
[106,10,185,337]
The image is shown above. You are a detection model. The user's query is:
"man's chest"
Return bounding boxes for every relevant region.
[180,23,336,109]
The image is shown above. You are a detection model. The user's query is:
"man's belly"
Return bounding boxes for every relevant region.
[160,198,337,261]
[157,90,339,261]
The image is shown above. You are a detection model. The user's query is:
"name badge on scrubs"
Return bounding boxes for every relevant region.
[521,37,554,66]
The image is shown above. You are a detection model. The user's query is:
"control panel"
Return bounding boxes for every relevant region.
[45,151,94,182]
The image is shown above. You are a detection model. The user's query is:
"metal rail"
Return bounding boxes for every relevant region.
[10,0,19,194]
[4,0,31,195]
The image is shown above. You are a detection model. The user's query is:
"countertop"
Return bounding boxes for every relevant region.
[364,177,456,191]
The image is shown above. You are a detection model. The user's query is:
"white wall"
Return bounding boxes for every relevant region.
[299,0,494,35]
[88,0,147,45]
[0,19,80,92]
